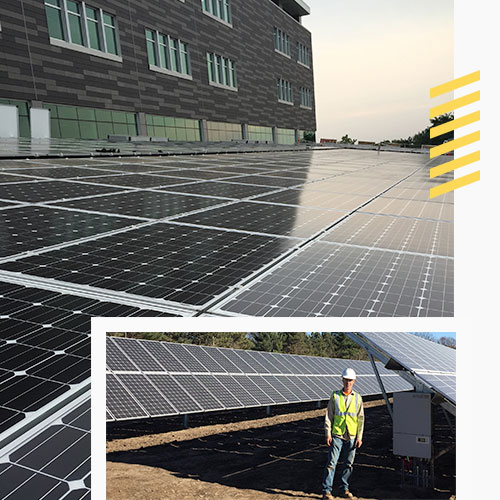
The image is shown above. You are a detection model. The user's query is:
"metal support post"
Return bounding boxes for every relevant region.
[183,414,188,428]
[368,353,393,421]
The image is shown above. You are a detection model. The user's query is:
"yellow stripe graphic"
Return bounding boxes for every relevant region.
[430,171,480,198]
[430,131,480,158]
[430,151,480,178]
[430,111,480,139]
[430,91,480,118]
[430,70,480,98]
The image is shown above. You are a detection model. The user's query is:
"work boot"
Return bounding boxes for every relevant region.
[339,490,355,499]
[322,492,334,500]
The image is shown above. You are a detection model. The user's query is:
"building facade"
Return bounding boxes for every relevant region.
[0,0,315,144]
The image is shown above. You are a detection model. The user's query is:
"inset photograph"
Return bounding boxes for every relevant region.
[105,332,456,500]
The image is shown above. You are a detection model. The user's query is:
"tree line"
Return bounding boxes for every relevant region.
[107,332,456,357]
[106,332,369,359]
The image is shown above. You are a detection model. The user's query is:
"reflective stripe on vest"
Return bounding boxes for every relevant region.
[331,390,359,436]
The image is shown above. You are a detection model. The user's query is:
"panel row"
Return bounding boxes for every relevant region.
[107,336,396,376]
[106,372,412,421]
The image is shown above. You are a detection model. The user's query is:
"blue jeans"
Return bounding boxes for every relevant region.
[322,436,357,493]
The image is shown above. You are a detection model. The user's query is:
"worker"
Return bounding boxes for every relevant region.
[321,368,364,499]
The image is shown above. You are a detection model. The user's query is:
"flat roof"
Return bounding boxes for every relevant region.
[0,148,453,318]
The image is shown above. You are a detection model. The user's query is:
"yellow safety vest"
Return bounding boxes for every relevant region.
[331,390,360,437]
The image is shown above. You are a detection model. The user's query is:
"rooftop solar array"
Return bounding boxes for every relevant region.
[349,332,456,406]
[105,336,413,421]
[1,149,453,317]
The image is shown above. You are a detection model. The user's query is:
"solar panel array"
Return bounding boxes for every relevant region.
[0,281,180,500]
[1,149,453,317]
[352,332,456,405]
[105,336,413,421]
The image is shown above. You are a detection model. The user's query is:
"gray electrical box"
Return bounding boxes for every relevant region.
[393,392,431,459]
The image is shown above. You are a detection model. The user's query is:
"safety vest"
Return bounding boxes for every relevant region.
[331,390,360,437]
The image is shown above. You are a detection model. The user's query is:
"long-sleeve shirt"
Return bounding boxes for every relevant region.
[324,390,364,441]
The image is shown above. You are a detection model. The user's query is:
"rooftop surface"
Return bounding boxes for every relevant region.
[0,148,453,317]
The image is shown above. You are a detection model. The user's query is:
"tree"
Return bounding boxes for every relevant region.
[250,333,285,352]
[282,333,311,355]
[390,113,453,147]
[339,134,356,144]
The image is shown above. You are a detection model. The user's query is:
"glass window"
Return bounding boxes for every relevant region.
[158,34,168,69]
[45,1,120,56]
[278,78,293,103]
[202,0,231,24]
[45,0,64,40]
[146,29,157,66]
[180,42,190,75]
[169,38,179,72]
[85,7,101,50]
[67,1,84,46]
[207,52,237,89]
[103,13,118,55]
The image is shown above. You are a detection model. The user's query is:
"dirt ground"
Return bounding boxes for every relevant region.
[107,400,455,500]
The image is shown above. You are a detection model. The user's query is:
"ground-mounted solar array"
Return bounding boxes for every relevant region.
[106,336,413,421]
[347,332,456,406]
[0,149,453,317]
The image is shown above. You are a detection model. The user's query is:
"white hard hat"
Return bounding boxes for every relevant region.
[342,368,356,380]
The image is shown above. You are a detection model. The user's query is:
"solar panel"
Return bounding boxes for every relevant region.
[215,242,453,317]
[174,201,347,239]
[1,223,299,307]
[0,395,91,500]
[52,190,228,219]
[106,337,413,421]
[350,332,456,405]
[1,149,453,318]
[0,179,125,203]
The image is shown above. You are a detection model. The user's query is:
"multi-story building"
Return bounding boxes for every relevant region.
[0,0,315,144]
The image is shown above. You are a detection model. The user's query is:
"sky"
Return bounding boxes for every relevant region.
[302,0,454,142]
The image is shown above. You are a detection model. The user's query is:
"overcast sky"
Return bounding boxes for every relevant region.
[302,0,454,142]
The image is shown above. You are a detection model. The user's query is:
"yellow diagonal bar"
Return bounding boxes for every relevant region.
[430,151,480,178]
[430,111,480,138]
[430,91,480,118]
[430,131,480,158]
[430,71,480,98]
[430,170,480,198]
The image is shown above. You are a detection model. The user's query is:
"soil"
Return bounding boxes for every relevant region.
[107,400,455,500]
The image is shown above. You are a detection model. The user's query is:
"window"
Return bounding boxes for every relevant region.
[146,29,191,78]
[299,87,313,108]
[277,78,293,104]
[296,42,310,68]
[202,0,231,25]
[207,52,237,90]
[45,0,65,40]
[44,1,121,58]
[273,27,290,57]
